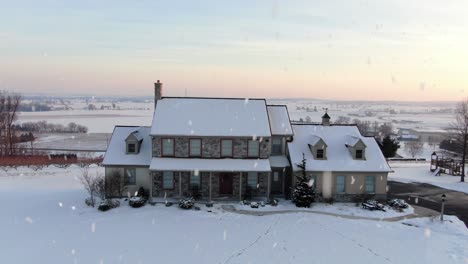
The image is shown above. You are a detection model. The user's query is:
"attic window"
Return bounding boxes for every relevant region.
[127,143,136,153]
[356,149,363,159]
[316,149,324,159]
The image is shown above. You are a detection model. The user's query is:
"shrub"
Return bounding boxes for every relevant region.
[129,197,146,208]
[323,197,335,205]
[179,197,195,209]
[85,197,95,207]
[98,199,120,211]
[137,187,149,200]
[352,194,375,206]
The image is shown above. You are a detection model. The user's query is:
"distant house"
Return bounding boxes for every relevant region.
[102,81,391,201]
[397,128,447,143]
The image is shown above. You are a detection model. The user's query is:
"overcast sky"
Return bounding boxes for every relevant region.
[1,0,467,101]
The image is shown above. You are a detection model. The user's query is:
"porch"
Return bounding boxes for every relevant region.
[149,158,280,201]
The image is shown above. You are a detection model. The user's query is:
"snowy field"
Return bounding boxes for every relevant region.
[389,161,468,194]
[1,166,467,264]
[16,99,455,133]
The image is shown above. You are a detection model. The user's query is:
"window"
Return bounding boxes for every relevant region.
[124,168,136,185]
[221,139,233,157]
[336,175,346,193]
[162,171,174,189]
[247,172,258,188]
[316,149,324,159]
[190,172,201,188]
[272,138,282,155]
[162,138,174,156]
[248,140,259,157]
[356,149,363,159]
[365,176,376,193]
[273,171,279,182]
[190,139,201,157]
[127,143,136,153]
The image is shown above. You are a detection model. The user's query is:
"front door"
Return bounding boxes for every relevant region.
[271,170,283,194]
[219,173,233,195]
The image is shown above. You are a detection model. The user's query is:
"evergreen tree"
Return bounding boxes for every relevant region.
[292,154,316,207]
[380,136,400,158]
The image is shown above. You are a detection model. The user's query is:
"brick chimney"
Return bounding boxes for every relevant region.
[154,80,162,107]
[322,112,331,126]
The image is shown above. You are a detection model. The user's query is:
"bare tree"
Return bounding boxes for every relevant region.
[0,91,21,156]
[449,99,468,182]
[79,165,105,207]
[335,116,351,124]
[405,139,424,158]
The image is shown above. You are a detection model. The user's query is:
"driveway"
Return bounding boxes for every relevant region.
[388,181,468,227]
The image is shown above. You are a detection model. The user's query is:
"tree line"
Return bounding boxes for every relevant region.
[0,91,21,156]
[13,121,88,133]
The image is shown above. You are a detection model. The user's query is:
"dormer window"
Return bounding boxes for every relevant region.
[316,149,324,159]
[125,129,144,154]
[127,143,136,154]
[356,149,363,159]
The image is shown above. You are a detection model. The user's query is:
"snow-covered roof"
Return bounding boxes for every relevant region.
[103,126,152,166]
[309,135,323,146]
[151,98,271,137]
[269,156,291,167]
[150,158,271,172]
[267,105,293,136]
[288,124,392,172]
[344,135,363,147]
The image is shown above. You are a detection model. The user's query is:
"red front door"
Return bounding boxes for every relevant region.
[219,173,233,195]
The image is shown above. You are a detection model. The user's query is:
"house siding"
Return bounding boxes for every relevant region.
[291,171,388,201]
[105,166,150,198]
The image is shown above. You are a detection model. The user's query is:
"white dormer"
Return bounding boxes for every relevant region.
[344,135,366,160]
[125,130,144,154]
[308,135,327,160]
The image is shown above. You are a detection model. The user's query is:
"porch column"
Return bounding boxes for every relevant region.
[149,172,153,202]
[239,173,242,201]
[209,172,212,202]
[178,172,182,198]
[267,172,271,199]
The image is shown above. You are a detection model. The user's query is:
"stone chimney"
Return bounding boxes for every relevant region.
[154,80,162,107]
[322,112,331,126]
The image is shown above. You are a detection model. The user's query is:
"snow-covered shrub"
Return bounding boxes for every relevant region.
[98,199,120,211]
[129,196,146,208]
[250,202,259,208]
[179,197,195,209]
[269,199,279,206]
[361,200,386,211]
[323,197,335,205]
[387,199,409,210]
[352,194,375,206]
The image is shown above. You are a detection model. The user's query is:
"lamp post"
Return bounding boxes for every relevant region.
[440,194,446,222]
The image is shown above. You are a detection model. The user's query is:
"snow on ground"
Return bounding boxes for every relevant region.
[233,201,415,219]
[1,166,467,263]
[397,142,439,160]
[389,161,468,194]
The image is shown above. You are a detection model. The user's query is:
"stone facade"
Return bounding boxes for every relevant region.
[152,136,271,159]
[150,171,270,200]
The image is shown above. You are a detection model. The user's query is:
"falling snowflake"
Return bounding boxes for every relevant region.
[25,217,33,224]
[244,98,249,105]
[223,229,227,240]
[58,202,63,207]
[91,222,96,233]
[424,228,431,238]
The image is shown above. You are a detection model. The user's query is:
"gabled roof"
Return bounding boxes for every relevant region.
[103,126,152,166]
[151,98,271,137]
[126,130,144,142]
[322,112,330,119]
[288,124,392,172]
[344,135,365,148]
[267,105,293,136]
[309,135,326,146]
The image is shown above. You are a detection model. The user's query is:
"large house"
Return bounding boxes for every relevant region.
[102,81,392,202]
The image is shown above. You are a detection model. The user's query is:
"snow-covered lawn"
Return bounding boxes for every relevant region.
[389,161,468,194]
[1,166,467,264]
[233,201,415,219]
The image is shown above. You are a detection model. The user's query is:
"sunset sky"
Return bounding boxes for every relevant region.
[1,0,467,101]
